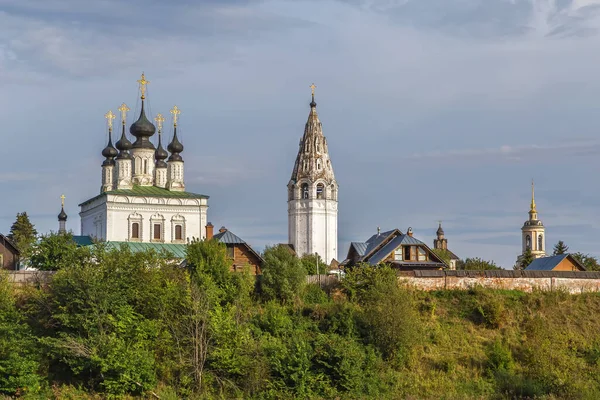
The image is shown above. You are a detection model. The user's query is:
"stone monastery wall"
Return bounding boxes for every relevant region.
[398,270,600,294]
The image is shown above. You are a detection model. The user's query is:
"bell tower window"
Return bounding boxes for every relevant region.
[302,183,309,199]
[525,235,531,250]
[316,183,324,199]
[538,234,543,251]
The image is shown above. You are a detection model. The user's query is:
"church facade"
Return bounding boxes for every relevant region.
[517,181,546,264]
[288,85,338,264]
[79,74,209,244]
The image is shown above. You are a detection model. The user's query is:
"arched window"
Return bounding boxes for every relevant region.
[538,234,543,251]
[143,159,148,174]
[175,225,183,240]
[131,223,140,239]
[316,183,324,199]
[316,140,320,153]
[525,235,531,250]
[302,183,309,199]
[153,224,161,240]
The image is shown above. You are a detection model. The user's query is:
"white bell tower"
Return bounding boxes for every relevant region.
[520,180,546,261]
[288,84,338,264]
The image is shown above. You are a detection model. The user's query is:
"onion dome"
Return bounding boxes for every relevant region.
[155,133,168,168]
[115,124,133,159]
[167,127,184,162]
[58,206,67,222]
[436,223,444,236]
[130,100,156,149]
[102,133,118,166]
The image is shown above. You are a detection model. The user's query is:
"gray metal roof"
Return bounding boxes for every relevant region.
[362,229,398,258]
[213,230,246,244]
[350,242,368,256]
[525,254,585,271]
[367,234,427,265]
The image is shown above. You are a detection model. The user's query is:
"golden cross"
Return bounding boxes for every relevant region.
[104,110,116,130]
[60,194,65,208]
[155,113,165,132]
[118,103,130,125]
[310,83,316,96]
[137,72,149,99]
[170,105,181,126]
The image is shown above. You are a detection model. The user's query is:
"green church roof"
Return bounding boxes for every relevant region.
[80,185,209,206]
[104,241,187,258]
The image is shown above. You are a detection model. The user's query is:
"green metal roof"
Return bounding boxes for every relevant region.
[79,185,209,206]
[105,241,187,258]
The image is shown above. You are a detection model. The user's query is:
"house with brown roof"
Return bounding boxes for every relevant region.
[0,234,20,270]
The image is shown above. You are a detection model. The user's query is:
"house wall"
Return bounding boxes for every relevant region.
[80,194,208,243]
[231,245,262,275]
[0,241,18,270]
[554,258,583,271]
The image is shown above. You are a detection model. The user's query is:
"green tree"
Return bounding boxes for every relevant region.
[457,257,502,270]
[260,245,307,303]
[0,271,41,396]
[515,249,534,271]
[553,241,569,255]
[300,253,325,275]
[572,252,600,271]
[7,212,37,259]
[432,249,452,265]
[29,232,89,271]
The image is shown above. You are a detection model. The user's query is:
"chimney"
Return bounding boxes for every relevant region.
[407,227,413,237]
[219,226,227,233]
[377,226,381,236]
[206,223,214,239]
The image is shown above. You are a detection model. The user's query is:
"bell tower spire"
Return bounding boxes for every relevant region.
[519,180,546,265]
[288,84,338,264]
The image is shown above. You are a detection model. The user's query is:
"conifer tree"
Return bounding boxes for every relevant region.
[553,240,569,255]
[7,212,37,258]
[515,249,534,270]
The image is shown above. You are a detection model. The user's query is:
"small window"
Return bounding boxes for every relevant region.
[143,159,148,174]
[316,183,324,199]
[227,247,234,258]
[302,160,307,172]
[404,246,411,261]
[131,223,140,239]
[538,234,543,251]
[317,159,321,170]
[526,235,531,250]
[153,224,161,240]
[175,225,183,240]
[316,140,320,153]
[302,183,309,199]
[418,247,427,261]
[394,248,402,261]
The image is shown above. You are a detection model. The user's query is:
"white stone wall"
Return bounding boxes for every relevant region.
[167,161,185,191]
[131,148,156,186]
[288,198,338,264]
[522,226,546,258]
[80,194,208,243]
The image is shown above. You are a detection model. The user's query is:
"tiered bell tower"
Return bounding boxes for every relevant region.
[520,180,546,261]
[288,84,338,264]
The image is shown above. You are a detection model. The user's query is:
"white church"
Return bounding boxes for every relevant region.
[78,74,209,246]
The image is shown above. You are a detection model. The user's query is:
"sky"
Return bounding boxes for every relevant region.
[2,0,600,268]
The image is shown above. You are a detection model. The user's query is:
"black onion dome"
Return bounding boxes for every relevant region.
[436,224,444,236]
[58,207,67,222]
[130,101,156,149]
[167,127,184,162]
[115,125,132,159]
[310,95,317,108]
[155,134,169,168]
[102,134,118,160]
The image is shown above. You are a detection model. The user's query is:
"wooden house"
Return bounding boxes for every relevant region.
[0,234,20,270]
[526,254,586,272]
[210,226,263,275]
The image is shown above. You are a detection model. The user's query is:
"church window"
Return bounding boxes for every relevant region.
[153,224,162,240]
[227,247,234,258]
[131,223,140,239]
[538,234,543,251]
[316,183,324,199]
[317,159,322,170]
[302,183,309,199]
[143,159,148,174]
[316,140,320,153]
[526,235,531,250]
[302,160,308,172]
[175,225,183,240]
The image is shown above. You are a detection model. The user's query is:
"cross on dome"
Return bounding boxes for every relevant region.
[155,113,165,132]
[170,105,181,126]
[104,110,116,130]
[137,73,149,100]
[118,103,130,125]
[60,194,65,207]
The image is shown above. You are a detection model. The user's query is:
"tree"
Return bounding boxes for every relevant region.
[431,249,452,265]
[7,212,37,259]
[29,232,89,271]
[457,257,502,271]
[515,249,533,271]
[571,252,600,271]
[300,253,325,275]
[260,245,307,303]
[553,241,569,255]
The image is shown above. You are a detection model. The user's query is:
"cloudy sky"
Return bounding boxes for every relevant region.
[2,0,600,268]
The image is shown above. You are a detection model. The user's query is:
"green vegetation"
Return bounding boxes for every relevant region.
[553,240,569,255]
[8,212,37,259]
[4,236,600,399]
[456,257,501,270]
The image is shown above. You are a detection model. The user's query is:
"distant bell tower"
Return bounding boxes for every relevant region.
[433,222,447,250]
[288,84,338,264]
[520,180,546,260]
[58,194,67,234]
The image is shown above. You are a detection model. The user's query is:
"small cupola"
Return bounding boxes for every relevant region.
[153,113,168,168]
[167,105,184,162]
[129,73,156,149]
[102,110,118,165]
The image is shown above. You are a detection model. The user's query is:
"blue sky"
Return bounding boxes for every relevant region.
[2,0,600,268]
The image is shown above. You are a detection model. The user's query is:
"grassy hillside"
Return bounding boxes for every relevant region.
[2,239,600,399]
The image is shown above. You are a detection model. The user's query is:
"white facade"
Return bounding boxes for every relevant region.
[80,193,208,243]
[288,91,338,264]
